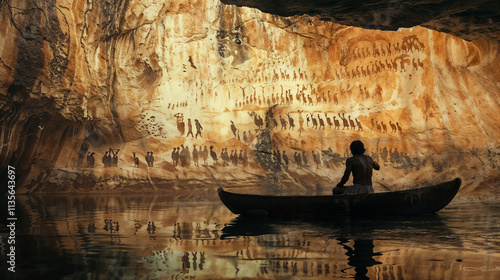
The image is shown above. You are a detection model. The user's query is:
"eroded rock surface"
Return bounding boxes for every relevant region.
[0,0,499,199]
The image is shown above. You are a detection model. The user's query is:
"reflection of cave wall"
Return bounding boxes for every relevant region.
[0,0,499,197]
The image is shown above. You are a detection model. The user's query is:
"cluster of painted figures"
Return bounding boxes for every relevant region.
[242,111,403,135]
[85,148,120,168]
[171,145,249,168]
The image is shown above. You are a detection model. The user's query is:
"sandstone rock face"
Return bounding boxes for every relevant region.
[1,0,499,199]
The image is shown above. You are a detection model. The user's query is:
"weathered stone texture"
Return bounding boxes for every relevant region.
[0,0,499,199]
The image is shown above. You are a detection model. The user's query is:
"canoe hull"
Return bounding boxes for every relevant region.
[218,178,461,216]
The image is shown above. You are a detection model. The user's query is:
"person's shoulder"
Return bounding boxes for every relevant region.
[364,155,374,161]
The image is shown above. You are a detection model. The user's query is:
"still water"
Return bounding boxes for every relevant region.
[1,192,499,280]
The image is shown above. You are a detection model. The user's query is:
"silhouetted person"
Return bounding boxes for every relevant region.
[338,237,382,280]
[334,140,380,194]
[150,152,154,167]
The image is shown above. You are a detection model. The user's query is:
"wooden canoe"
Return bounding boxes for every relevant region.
[217,178,461,216]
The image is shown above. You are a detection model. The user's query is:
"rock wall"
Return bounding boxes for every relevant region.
[0,0,499,198]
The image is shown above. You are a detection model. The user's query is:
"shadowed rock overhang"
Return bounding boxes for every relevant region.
[221,0,500,41]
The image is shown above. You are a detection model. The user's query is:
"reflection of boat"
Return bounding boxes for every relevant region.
[218,178,461,216]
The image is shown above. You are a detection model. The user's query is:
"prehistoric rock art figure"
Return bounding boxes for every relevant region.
[249,112,264,130]
[89,152,95,168]
[348,116,356,130]
[311,113,318,129]
[399,55,411,72]
[287,113,295,130]
[186,119,194,138]
[102,151,110,167]
[389,121,397,133]
[279,114,287,130]
[294,152,302,168]
[221,148,229,167]
[174,113,185,136]
[200,146,208,165]
[87,152,92,167]
[230,120,238,138]
[195,119,203,138]
[230,150,238,166]
[412,58,419,70]
[318,114,325,130]
[282,150,289,166]
[381,121,387,133]
[274,148,282,165]
[171,148,179,166]
[333,116,341,130]
[111,148,120,167]
[192,145,199,167]
[355,118,363,131]
[325,113,333,128]
[133,152,139,167]
[339,113,349,130]
[396,122,403,133]
[180,145,190,167]
[312,149,321,168]
[210,146,218,166]
[302,151,308,166]
[297,110,305,135]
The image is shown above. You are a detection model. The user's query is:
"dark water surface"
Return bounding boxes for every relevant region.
[1,193,499,279]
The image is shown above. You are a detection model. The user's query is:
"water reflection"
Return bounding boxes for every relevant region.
[1,194,499,279]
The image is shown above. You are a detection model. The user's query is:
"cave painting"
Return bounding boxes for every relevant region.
[146,151,154,167]
[337,35,425,81]
[76,30,417,187]
[101,148,119,167]
[133,152,140,167]
[86,152,95,168]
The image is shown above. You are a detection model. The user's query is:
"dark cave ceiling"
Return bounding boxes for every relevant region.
[221,0,500,41]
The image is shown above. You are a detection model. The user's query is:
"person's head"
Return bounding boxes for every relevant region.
[350,140,366,155]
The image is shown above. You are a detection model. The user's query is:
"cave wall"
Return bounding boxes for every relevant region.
[0,0,499,198]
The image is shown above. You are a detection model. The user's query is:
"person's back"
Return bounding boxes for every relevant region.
[334,140,380,194]
[350,154,379,186]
